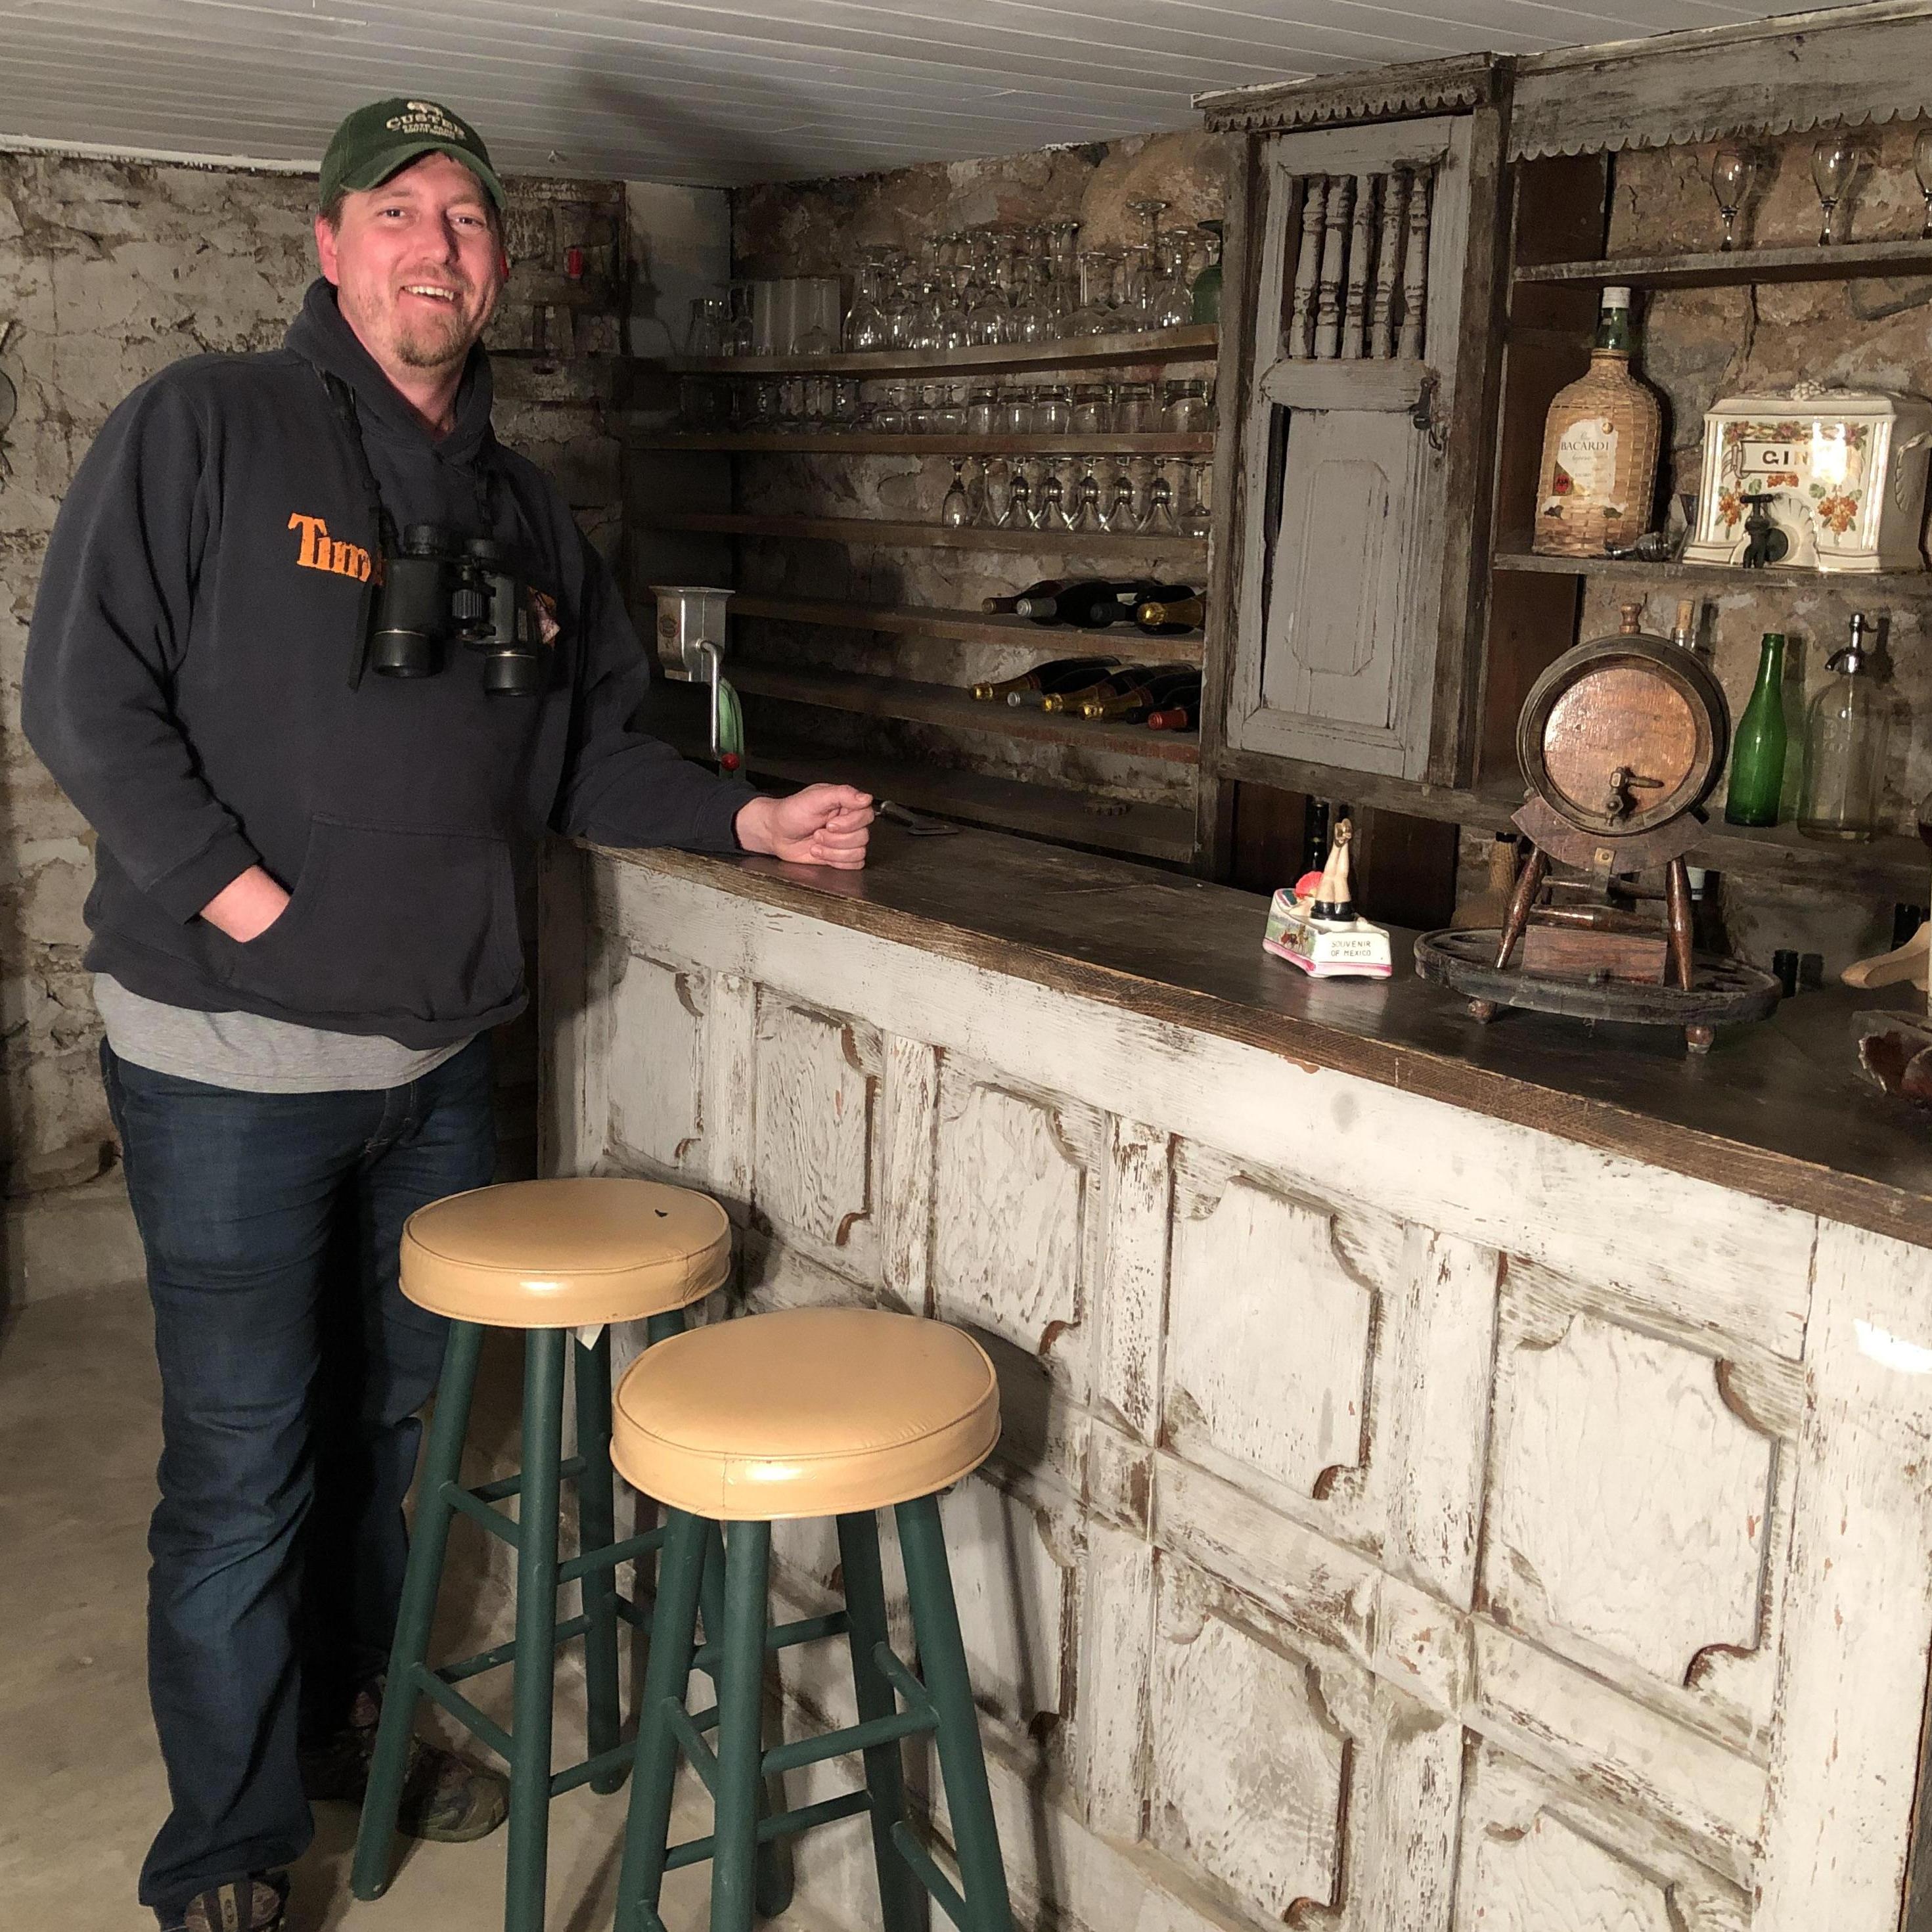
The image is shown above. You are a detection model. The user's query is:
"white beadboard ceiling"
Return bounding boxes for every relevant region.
[1,0,1828,188]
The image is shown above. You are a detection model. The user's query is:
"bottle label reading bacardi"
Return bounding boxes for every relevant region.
[1546,415,1621,515]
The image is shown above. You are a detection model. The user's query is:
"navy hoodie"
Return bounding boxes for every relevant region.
[24,279,752,1048]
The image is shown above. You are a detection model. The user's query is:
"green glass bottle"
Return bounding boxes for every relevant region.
[1190,220,1224,325]
[1724,632,1789,826]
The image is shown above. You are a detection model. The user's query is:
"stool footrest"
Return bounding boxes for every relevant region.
[761,1701,937,1778]
[663,1787,875,1873]
[443,1481,522,1548]
[667,1699,720,1795]
[437,1611,594,1687]
[549,1739,633,1801]
[892,1817,970,1929]
[470,1454,586,1504]
[873,1640,935,1720]
[411,1665,514,1766]
[690,1608,850,1676]
[559,1524,664,1584]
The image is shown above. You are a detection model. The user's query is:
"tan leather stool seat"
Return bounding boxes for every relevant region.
[611,1307,1000,1520]
[400,1177,732,1328]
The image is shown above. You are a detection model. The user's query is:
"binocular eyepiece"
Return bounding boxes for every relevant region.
[367,522,545,696]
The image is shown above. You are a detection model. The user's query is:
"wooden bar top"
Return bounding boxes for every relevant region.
[596,823,1932,1249]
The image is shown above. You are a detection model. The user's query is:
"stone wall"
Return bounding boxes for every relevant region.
[0,152,637,1303]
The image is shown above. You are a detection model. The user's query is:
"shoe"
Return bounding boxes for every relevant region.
[159,1874,288,1932]
[300,1683,508,1843]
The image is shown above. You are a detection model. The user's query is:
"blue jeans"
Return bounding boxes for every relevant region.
[102,1036,497,1919]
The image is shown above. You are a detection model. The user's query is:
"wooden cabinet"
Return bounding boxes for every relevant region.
[1198,58,1511,832]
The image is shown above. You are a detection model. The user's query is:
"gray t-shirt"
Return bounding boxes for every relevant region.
[95,974,472,1093]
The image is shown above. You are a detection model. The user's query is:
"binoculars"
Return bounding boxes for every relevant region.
[365,522,545,696]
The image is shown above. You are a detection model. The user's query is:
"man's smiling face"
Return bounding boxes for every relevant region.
[315,151,508,379]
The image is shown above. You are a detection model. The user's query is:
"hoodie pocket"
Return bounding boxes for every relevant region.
[225,815,523,1024]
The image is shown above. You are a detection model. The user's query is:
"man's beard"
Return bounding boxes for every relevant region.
[392,302,476,371]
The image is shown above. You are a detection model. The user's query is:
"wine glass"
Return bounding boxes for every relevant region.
[1915,126,1932,240]
[1177,460,1213,539]
[1031,458,1068,531]
[939,458,971,529]
[1812,135,1859,246]
[1709,146,1756,253]
[997,464,1033,531]
[1098,462,1136,533]
[1136,461,1178,536]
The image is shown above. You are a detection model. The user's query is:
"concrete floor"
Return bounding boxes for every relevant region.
[0,1284,828,1932]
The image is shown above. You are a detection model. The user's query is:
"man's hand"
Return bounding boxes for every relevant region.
[735,786,874,871]
[200,865,290,941]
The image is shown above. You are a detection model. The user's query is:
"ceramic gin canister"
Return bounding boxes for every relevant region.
[1681,384,1932,573]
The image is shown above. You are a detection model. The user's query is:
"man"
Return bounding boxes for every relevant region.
[22,97,871,1932]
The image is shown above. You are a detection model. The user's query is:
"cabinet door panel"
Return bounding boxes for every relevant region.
[1229,115,1473,780]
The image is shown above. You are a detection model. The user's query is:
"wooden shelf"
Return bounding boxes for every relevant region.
[1515,238,1932,291]
[663,325,1219,378]
[626,430,1215,456]
[1211,748,1931,895]
[732,662,1200,764]
[1493,548,1932,596]
[652,511,1209,562]
[729,595,1203,666]
[742,734,1197,863]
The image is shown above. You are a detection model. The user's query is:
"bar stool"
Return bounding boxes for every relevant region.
[349,1175,732,1932]
[611,1304,1016,1932]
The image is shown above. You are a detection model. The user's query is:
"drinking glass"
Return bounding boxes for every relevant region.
[934,383,969,436]
[1032,459,1068,531]
[999,386,1034,436]
[998,464,1034,529]
[1916,126,1932,240]
[1099,462,1136,533]
[965,386,1000,438]
[1136,461,1179,536]
[1177,460,1213,539]
[686,296,726,357]
[977,459,1008,528]
[940,457,972,529]
[724,282,756,357]
[1162,378,1210,434]
[1114,381,1156,434]
[1069,252,1121,336]
[1068,460,1106,534]
[1812,135,1859,245]
[872,381,907,435]
[1034,384,1073,436]
[830,378,863,433]
[1071,383,1113,434]
[1709,146,1756,253]
[844,258,889,351]
[1149,233,1196,328]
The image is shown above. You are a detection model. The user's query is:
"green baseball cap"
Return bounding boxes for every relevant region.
[319,96,507,211]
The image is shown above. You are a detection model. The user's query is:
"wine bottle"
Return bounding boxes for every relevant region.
[1080,669,1200,721]
[1146,688,1203,730]
[1135,593,1205,633]
[1014,579,1173,627]
[982,579,1068,616]
[1724,631,1789,826]
[970,655,1117,704]
[1040,663,1170,714]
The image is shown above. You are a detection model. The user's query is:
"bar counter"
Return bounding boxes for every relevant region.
[541,824,1932,1932]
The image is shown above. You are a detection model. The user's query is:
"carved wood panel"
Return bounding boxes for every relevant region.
[931,1059,1101,1388]
[1164,1144,1390,1550]
[1149,1561,1350,1922]
[1456,1743,1751,1932]
[1484,1301,1780,1713]
[603,947,704,1175]
[749,991,881,1282]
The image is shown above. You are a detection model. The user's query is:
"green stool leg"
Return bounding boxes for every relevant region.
[352,1319,485,1902]
[615,1508,708,1932]
[505,1327,567,1932]
[699,1524,793,1920]
[897,1494,1014,1932]
[573,1329,624,1795]
[837,1512,926,1932]
[710,1519,772,1932]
